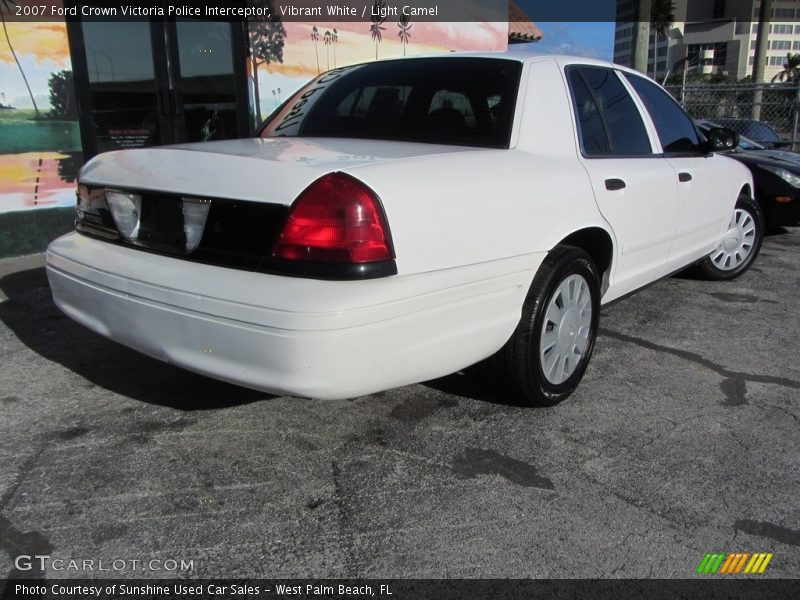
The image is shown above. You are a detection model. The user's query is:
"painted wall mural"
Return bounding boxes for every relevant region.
[0,4,82,214]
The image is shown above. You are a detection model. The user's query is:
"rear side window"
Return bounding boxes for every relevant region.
[261,58,522,149]
[624,73,701,153]
[567,67,652,157]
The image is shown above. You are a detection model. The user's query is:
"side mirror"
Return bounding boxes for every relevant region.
[703,127,739,152]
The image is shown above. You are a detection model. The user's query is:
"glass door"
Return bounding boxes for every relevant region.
[173,19,247,143]
[78,21,165,154]
[68,17,249,159]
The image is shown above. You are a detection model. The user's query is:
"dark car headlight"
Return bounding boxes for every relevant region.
[761,166,800,188]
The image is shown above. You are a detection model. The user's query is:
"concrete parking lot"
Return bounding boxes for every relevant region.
[0,228,798,580]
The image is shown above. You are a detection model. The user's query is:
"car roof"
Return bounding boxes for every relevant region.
[369,47,644,77]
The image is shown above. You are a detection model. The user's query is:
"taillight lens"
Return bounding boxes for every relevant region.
[273,172,394,263]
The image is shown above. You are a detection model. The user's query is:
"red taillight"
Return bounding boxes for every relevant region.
[273,172,394,263]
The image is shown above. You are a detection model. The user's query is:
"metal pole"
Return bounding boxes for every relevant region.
[752,0,773,120]
[793,85,800,152]
[681,60,687,105]
[634,0,652,76]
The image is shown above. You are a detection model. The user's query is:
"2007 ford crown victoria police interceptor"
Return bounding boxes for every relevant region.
[46,51,761,405]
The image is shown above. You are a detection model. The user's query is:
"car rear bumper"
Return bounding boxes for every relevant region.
[46,233,540,399]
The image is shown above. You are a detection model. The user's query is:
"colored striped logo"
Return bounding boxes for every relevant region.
[696,552,773,574]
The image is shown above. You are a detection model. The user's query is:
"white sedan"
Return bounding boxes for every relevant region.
[46,51,762,405]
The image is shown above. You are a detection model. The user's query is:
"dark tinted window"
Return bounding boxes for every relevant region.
[568,67,652,156]
[568,70,609,154]
[716,118,780,143]
[624,73,700,153]
[82,21,160,152]
[260,58,522,148]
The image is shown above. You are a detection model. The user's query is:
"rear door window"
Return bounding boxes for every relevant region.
[567,67,652,156]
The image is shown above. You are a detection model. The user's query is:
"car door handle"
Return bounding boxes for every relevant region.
[605,178,626,191]
[679,172,693,182]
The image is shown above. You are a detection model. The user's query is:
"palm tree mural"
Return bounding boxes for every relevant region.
[247,0,285,125]
[772,53,800,82]
[311,25,320,75]
[398,13,412,56]
[650,0,674,81]
[332,28,338,68]
[0,0,40,117]
[324,30,331,71]
[370,0,387,60]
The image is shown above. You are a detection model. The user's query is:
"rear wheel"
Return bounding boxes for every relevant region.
[698,194,763,280]
[496,245,600,406]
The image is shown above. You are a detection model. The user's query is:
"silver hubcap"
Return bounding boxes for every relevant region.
[539,274,593,385]
[709,208,757,271]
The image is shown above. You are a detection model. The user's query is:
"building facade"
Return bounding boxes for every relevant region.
[615,0,800,81]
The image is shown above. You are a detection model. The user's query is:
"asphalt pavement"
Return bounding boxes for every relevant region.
[0,227,798,580]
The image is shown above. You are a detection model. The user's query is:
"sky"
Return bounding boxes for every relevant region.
[514,0,616,61]
[535,22,616,62]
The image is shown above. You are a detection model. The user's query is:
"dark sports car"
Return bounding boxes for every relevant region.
[697,120,800,227]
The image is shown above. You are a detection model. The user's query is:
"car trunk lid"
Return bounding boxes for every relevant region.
[78,137,481,205]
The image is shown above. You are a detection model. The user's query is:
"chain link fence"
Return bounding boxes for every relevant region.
[664,83,800,150]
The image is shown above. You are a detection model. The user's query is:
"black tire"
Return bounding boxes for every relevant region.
[698,194,764,281]
[495,245,600,407]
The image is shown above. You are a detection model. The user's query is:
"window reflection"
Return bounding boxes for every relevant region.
[176,21,237,143]
[82,22,159,152]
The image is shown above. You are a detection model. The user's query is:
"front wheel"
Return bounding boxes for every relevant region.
[698,194,764,280]
[495,245,600,406]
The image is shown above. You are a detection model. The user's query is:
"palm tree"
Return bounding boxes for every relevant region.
[370,0,386,60]
[0,0,40,117]
[332,29,338,68]
[247,1,285,125]
[398,13,412,56]
[324,30,331,71]
[310,25,320,75]
[772,53,800,82]
[650,0,674,81]
[772,53,800,147]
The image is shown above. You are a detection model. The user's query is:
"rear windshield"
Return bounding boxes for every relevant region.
[259,58,522,149]
[717,119,779,143]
